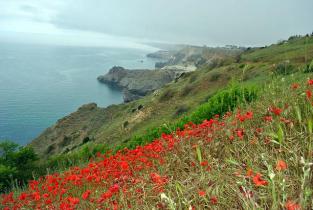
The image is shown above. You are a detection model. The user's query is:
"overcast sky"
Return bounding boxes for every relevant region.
[0,0,312,48]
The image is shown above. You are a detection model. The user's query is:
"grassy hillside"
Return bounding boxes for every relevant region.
[24,36,312,172]
[1,72,312,209]
[1,35,313,207]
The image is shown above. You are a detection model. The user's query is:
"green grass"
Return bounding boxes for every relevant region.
[241,36,313,64]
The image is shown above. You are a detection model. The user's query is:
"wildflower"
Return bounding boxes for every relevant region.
[200,161,209,166]
[229,135,234,141]
[32,192,41,201]
[276,160,287,171]
[270,107,282,116]
[210,196,218,205]
[246,168,253,177]
[236,129,244,139]
[252,173,268,187]
[82,190,91,200]
[306,89,312,99]
[255,128,263,134]
[245,111,253,119]
[109,184,120,193]
[198,190,206,197]
[150,173,167,185]
[285,200,301,210]
[18,193,27,201]
[120,161,129,170]
[291,83,300,89]
[264,115,273,122]
[67,197,80,206]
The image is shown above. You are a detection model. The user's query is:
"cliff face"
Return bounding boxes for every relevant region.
[98,66,179,102]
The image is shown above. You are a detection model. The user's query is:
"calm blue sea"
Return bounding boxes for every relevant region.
[0,43,157,145]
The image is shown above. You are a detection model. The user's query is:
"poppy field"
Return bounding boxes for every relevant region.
[1,77,313,209]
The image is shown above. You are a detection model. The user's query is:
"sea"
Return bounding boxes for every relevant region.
[0,42,158,145]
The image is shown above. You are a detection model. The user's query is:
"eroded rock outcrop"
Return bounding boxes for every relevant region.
[97,66,178,102]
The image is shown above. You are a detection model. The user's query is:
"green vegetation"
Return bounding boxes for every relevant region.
[0,141,39,192]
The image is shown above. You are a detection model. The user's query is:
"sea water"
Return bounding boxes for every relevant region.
[0,43,158,145]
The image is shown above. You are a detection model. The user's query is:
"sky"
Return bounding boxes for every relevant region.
[0,0,312,48]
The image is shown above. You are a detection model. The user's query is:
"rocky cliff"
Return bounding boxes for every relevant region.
[97,66,192,102]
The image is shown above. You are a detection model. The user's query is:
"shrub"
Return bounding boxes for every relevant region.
[274,61,295,75]
[0,141,39,192]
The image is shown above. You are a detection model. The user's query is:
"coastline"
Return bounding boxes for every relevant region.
[0,44,159,145]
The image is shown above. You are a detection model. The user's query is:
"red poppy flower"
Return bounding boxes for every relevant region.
[18,193,27,201]
[229,135,234,141]
[276,160,287,171]
[264,115,273,122]
[236,129,244,139]
[245,111,253,119]
[270,107,282,116]
[200,161,209,166]
[291,83,300,89]
[210,196,218,205]
[285,200,301,210]
[307,79,313,86]
[198,190,206,197]
[252,173,268,187]
[82,190,91,200]
[306,90,312,99]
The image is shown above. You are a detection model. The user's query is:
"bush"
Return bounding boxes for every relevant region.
[0,141,39,192]
[274,61,295,75]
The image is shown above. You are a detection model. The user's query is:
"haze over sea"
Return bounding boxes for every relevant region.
[0,42,158,145]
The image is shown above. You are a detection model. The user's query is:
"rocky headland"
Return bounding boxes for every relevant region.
[97,66,175,102]
[97,65,196,102]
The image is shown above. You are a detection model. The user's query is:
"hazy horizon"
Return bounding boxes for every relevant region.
[0,0,312,48]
